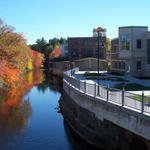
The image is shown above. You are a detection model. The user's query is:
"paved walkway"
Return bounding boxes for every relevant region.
[85,81,150,114]
[73,71,150,95]
[64,72,150,114]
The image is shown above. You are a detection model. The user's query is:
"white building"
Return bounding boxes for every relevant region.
[60,43,68,57]
[110,26,150,77]
[93,27,106,37]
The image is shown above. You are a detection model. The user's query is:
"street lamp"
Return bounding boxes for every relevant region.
[97,31,104,95]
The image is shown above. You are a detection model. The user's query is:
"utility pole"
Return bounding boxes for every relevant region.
[97,31,100,95]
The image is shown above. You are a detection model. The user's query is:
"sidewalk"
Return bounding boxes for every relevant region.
[73,71,150,95]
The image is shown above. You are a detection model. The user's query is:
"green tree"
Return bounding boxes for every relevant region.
[49,37,60,47]
[36,37,47,52]
[59,37,66,44]
[106,37,111,52]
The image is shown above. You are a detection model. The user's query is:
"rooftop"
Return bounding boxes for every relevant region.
[111,37,118,41]
[68,37,100,39]
[119,26,148,29]
[93,27,106,32]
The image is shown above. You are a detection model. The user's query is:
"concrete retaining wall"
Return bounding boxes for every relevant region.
[63,80,150,149]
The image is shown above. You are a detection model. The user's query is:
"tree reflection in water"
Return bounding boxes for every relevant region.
[0,70,44,129]
[37,71,62,93]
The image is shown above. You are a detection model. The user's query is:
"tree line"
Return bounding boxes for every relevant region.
[29,37,67,68]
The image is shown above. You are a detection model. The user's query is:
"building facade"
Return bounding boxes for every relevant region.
[74,57,107,71]
[60,43,68,57]
[49,60,74,77]
[68,27,106,61]
[110,26,150,77]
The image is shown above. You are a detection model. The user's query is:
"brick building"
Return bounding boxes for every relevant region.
[110,38,126,74]
[68,27,106,61]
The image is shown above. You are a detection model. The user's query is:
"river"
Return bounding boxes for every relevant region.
[0,70,101,150]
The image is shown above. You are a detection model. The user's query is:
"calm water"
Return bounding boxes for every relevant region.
[0,70,100,150]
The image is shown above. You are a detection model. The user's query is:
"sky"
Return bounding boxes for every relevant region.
[0,0,150,44]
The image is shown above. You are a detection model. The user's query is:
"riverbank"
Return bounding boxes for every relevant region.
[60,88,150,150]
[63,68,150,150]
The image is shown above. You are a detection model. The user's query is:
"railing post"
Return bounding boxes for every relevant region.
[79,80,80,91]
[71,69,72,76]
[107,84,109,102]
[76,79,78,88]
[122,88,125,106]
[84,80,86,94]
[142,91,144,114]
[97,84,100,96]
[94,82,96,97]
[97,84,99,96]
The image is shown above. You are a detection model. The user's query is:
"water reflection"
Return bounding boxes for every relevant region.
[37,71,62,93]
[0,70,103,150]
[0,99,31,129]
[0,70,44,129]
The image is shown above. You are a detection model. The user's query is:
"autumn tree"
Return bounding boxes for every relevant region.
[30,37,67,68]
[49,45,61,60]
[0,19,44,87]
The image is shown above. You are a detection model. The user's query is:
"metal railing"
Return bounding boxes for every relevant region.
[64,68,150,114]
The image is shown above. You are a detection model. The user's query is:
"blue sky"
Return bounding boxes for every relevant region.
[0,0,150,44]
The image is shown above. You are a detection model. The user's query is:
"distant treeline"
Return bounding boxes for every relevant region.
[29,37,67,68]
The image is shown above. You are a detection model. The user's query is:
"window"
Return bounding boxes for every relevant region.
[147,39,150,64]
[122,62,125,69]
[96,39,104,46]
[71,48,79,58]
[136,61,141,70]
[137,39,142,48]
[96,48,104,58]
[121,35,130,50]
[81,39,93,46]
[81,48,93,57]
[70,39,79,46]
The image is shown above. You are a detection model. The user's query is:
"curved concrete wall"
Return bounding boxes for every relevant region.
[63,80,150,149]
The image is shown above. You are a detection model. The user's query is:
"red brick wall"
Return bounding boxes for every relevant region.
[68,37,106,61]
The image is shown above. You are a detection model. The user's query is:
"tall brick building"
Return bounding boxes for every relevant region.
[68,27,106,61]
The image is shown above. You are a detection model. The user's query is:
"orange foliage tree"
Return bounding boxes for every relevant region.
[49,46,61,60]
[0,59,20,86]
[0,19,44,87]
[31,50,44,69]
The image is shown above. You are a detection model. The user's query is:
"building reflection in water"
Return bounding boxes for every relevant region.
[37,71,62,93]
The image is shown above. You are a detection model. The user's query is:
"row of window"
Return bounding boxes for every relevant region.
[69,39,105,46]
[112,61,141,71]
[69,39,93,46]
[71,48,94,58]
[70,48,104,58]
[112,62,125,70]
[120,35,142,50]
[120,35,150,64]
